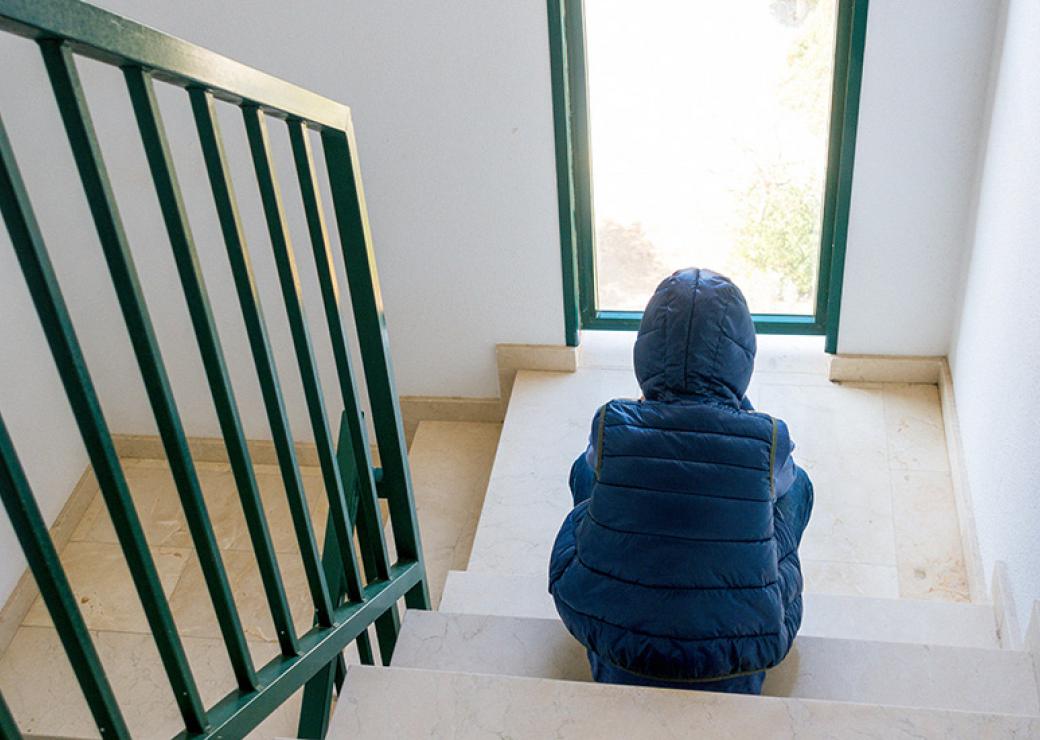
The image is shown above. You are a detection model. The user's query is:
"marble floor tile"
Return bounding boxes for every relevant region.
[892,470,969,602]
[168,548,316,643]
[801,560,900,599]
[72,459,330,556]
[71,458,193,548]
[797,461,897,566]
[23,541,190,633]
[0,625,94,736]
[799,504,897,567]
[0,625,338,739]
[755,382,888,473]
[226,463,330,555]
[884,384,950,472]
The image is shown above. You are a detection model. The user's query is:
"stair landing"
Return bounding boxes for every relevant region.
[467,334,970,602]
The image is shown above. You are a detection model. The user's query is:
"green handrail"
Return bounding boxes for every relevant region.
[0,0,429,737]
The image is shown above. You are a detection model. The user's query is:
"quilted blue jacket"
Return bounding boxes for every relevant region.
[549,268,813,687]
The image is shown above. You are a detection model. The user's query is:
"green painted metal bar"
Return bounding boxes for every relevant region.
[188,87,336,630]
[815,0,853,339]
[295,657,336,739]
[0,0,348,130]
[286,119,393,586]
[583,310,826,335]
[0,107,207,733]
[320,125,431,610]
[546,0,581,346]
[242,106,366,608]
[825,0,869,354]
[561,0,599,329]
[314,503,374,665]
[332,413,399,661]
[40,39,257,693]
[0,690,20,740]
[298,486,375,740]
[298,424,380,739]
[174,561,422,740]
[0,413,129,739]
[124,67,298,658]
[286,119,402,665]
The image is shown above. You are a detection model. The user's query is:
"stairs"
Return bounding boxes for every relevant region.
[389,611,1037,714]
[333,666,1040,738]
[440,570,1003,649]
[326,336,1040,737]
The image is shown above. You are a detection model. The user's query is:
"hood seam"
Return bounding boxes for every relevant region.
[681,269,702,392]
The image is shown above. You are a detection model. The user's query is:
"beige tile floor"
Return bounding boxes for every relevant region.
[0,421,502,739]
[754,378,967,602]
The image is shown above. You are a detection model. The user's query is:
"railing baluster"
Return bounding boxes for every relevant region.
[320,123,431,610]
[241,106,367,609]
[286,119,403,663]
[0,107,207,733]
[187,88,337,629]
[0,413,129,738]
[0,690,20,740]
[39,40,257,693]
[123,67,299,658]
[286,119,392,584]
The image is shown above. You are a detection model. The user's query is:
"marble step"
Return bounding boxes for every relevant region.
[391,610,1039,715]
[330,664,1040,739]
[466,368,638,578]
[440,570,1001,649]
[398,421,501,608]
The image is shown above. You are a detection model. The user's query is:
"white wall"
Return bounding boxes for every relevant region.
[837,0,1001,356]
[949,0,1040,629]
[92,0,567,399]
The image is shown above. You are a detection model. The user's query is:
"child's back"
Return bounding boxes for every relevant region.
[549,268,813,694]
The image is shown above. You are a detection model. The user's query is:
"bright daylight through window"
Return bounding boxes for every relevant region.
[585,0,838,315]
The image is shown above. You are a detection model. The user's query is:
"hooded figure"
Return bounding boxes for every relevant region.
[549,268,814,694]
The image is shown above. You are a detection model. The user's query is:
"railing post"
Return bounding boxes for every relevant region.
[320,122,431,611]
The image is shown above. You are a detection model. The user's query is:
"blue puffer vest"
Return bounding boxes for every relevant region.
[549,268,813,691]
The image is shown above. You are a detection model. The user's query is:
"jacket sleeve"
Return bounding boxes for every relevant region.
[773,418,813,557]
[568,404,605,506]
[569,452,596,506]
[772,418,797,500]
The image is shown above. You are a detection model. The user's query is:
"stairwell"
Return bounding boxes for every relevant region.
[2,335,1037,737]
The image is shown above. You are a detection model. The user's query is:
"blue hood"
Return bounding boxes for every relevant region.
[633,268,756,405]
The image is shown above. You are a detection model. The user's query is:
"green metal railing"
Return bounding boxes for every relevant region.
[0,0,429,736]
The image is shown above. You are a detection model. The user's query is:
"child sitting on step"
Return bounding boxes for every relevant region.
[549,268,814,694]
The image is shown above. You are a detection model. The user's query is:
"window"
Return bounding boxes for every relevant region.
[549,0,869,351]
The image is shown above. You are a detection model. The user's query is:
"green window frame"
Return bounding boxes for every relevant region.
[548,0,870,352]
